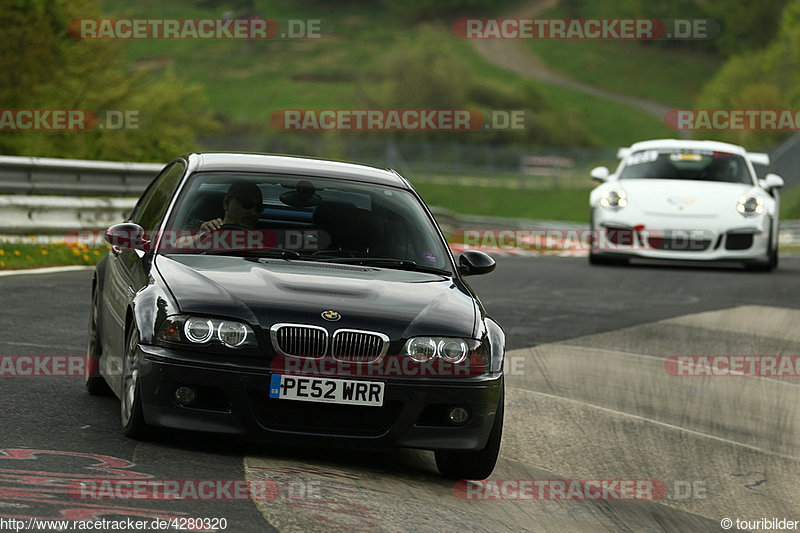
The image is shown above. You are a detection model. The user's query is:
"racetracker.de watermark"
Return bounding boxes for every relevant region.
[453,479,667,501]
[270,109,527,131]
[68,228,324,253]
[453,18,717,40]
[68,479,290,501]
[0,356,86,377]
[452,228,713,252]
[665,355,800,377]
[270,354,488,379]
[665,109,800,131]
[0,110,141,131]
[68,18,327,40]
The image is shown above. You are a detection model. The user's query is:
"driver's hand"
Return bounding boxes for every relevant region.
[200,218,223,232]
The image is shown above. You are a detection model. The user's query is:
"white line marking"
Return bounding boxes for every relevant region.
[509,386,800,462]
[0,265,94,278]
[549,343,800,388]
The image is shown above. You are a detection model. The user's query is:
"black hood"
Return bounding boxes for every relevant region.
[156,255,478,340]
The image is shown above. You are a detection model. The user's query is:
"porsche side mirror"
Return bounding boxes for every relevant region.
[458,250,496,276]
[591,166,610,182]
[760,173,784,190]
[105,223,150,251]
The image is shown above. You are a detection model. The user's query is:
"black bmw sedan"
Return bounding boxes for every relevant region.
[86,153,505,479]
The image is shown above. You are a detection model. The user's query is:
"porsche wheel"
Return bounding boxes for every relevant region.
[746,226,777,272]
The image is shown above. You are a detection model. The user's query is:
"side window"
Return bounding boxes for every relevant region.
[131,162,186,239]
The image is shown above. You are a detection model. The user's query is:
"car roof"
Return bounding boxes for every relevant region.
[625,138,748,156]
[184,152,409,188]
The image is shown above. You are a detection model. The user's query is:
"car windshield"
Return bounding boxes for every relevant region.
[619,149,753,184]
[160,171,453,274]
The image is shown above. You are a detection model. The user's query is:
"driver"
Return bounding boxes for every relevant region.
[709,160,736,182]
[200,182,264,231]
[175,182,263,249]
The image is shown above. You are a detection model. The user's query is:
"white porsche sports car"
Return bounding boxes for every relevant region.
[589,139,784,270]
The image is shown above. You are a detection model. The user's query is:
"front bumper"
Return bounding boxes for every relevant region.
[591,210,772,262]
[136,344,503,452]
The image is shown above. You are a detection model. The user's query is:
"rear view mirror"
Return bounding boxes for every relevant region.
[591,166,610,182]
[105,223,150,251]
[761,173,784,190]
[458,250,496,276]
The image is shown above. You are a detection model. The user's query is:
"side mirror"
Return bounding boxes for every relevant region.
[105,223,150,251]
[760,173,784,190]
[458,250,496,276]
[590,166,610,182]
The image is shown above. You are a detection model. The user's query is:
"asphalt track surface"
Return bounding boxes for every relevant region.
[1,256,799,532]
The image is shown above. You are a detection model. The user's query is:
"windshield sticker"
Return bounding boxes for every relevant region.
[423,251,439,264]
[669,153,703,161]
[659,148,714,156]
[627,150,659,165]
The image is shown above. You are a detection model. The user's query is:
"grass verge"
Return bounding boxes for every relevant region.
[780,185,800,220]
[0,241,107,270]
[414,182,591,222]
[456,37,676,146]
[527,6,723,108]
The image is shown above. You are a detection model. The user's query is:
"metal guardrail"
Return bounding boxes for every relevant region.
[0,155,798,243]
[0,155,163,195]
[1,139,796,197]
[0,195,136,235]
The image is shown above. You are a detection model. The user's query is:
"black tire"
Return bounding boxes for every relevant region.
[745,231,777,272]
[85,289,112,396]
[435,386,504,480]
[587,211,628,266]
[121,325,150,439]
[589,253,628,266]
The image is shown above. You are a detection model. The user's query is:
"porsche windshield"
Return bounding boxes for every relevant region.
[619,149,753,184]
[161,172,452,273]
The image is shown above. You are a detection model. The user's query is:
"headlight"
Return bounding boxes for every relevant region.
[599,188,628,211]
[185,318,214,343]
[438,338,468,363]
[736,195,764,216]
[403,337,438,363]
[401,337,483,366]
[217,321,249,348]
[157,315,256,349]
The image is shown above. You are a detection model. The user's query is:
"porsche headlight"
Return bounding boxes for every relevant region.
[599,188,628,211]
[736,195,764,217]
[158,315,256,349]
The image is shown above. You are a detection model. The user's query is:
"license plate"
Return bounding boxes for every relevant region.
[269,375,384,407]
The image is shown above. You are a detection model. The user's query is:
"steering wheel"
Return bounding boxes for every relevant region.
[218,223,251,230]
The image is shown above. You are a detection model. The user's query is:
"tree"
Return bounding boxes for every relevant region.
[696,0,800,147]
[0,0,217,161]
[360,25,595,146]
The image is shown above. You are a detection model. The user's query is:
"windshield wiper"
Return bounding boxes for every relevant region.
[323,257,450,275]
[199,248,302,259]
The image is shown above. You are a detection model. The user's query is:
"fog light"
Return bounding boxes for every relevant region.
[448,407,470,425]
[174,386,197,406]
